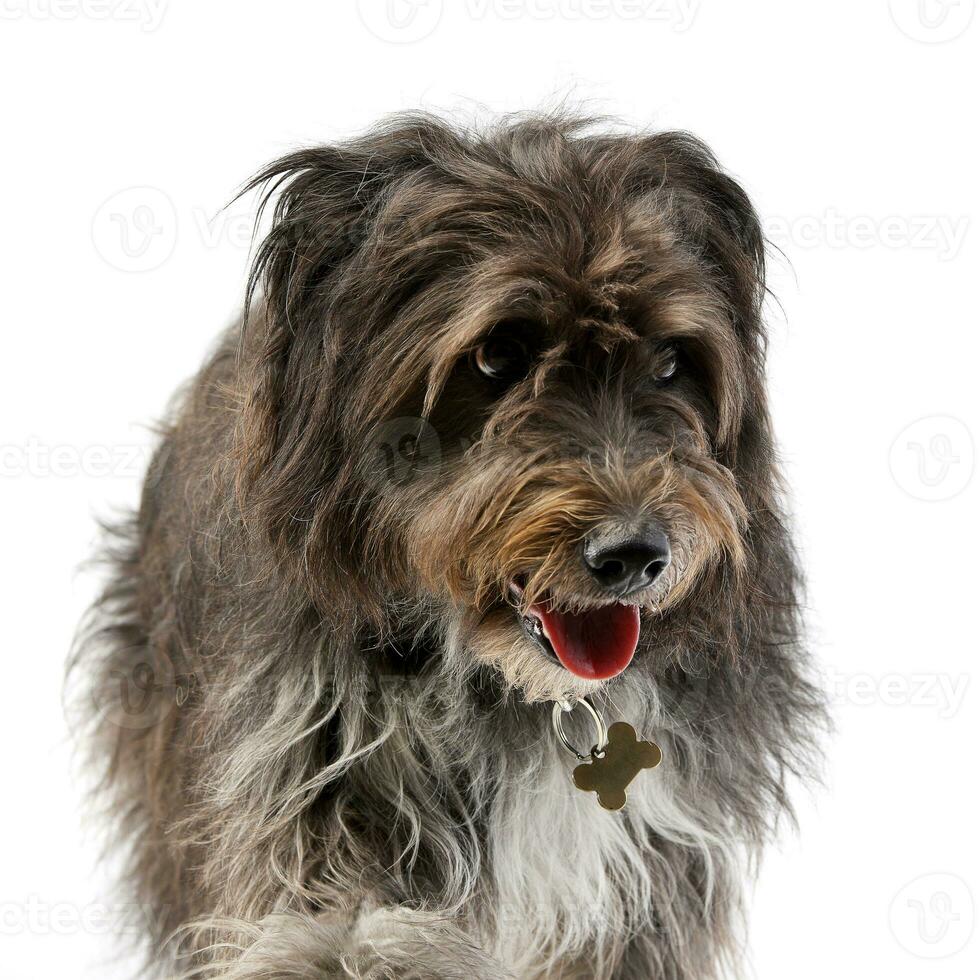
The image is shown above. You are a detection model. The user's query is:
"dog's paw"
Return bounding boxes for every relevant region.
[176,908,514,980]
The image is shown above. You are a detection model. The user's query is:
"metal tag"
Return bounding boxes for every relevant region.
[572,721,662,811]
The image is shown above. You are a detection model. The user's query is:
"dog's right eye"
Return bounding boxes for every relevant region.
[473,335,532,383]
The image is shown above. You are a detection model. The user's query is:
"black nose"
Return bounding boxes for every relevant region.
[583,525,671,597]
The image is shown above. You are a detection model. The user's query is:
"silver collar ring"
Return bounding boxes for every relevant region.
[552,697,608,762]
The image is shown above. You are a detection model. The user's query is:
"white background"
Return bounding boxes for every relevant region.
[1,1,978,977]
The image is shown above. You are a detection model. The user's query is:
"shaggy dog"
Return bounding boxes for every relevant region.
[71,114,824,979]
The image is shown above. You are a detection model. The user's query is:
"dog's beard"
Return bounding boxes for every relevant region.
[395,449,744,702]
[446,604,601,704]
[442,570,676,704]
[413,518,713,703]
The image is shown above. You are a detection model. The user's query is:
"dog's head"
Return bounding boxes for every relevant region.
[238,115,778,702]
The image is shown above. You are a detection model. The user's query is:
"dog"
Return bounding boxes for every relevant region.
[70,113,824,979]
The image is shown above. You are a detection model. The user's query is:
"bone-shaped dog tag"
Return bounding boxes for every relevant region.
[572,721,662,811]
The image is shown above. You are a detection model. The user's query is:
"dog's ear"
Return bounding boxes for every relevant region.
[234,121,468,572]
[234,144,388,551]
[631,132,767,349]
[626,134,771,458]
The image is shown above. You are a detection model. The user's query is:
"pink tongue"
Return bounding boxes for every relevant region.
[531,602,640,680]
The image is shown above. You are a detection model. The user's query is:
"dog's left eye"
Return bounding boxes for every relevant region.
[473,336,532,383]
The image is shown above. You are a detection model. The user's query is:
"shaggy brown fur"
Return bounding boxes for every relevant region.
[70,113,824,979]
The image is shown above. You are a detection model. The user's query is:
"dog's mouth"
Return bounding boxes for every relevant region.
[507,577,640,681]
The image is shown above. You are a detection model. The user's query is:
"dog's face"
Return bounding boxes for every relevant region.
[240,117,772,702]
